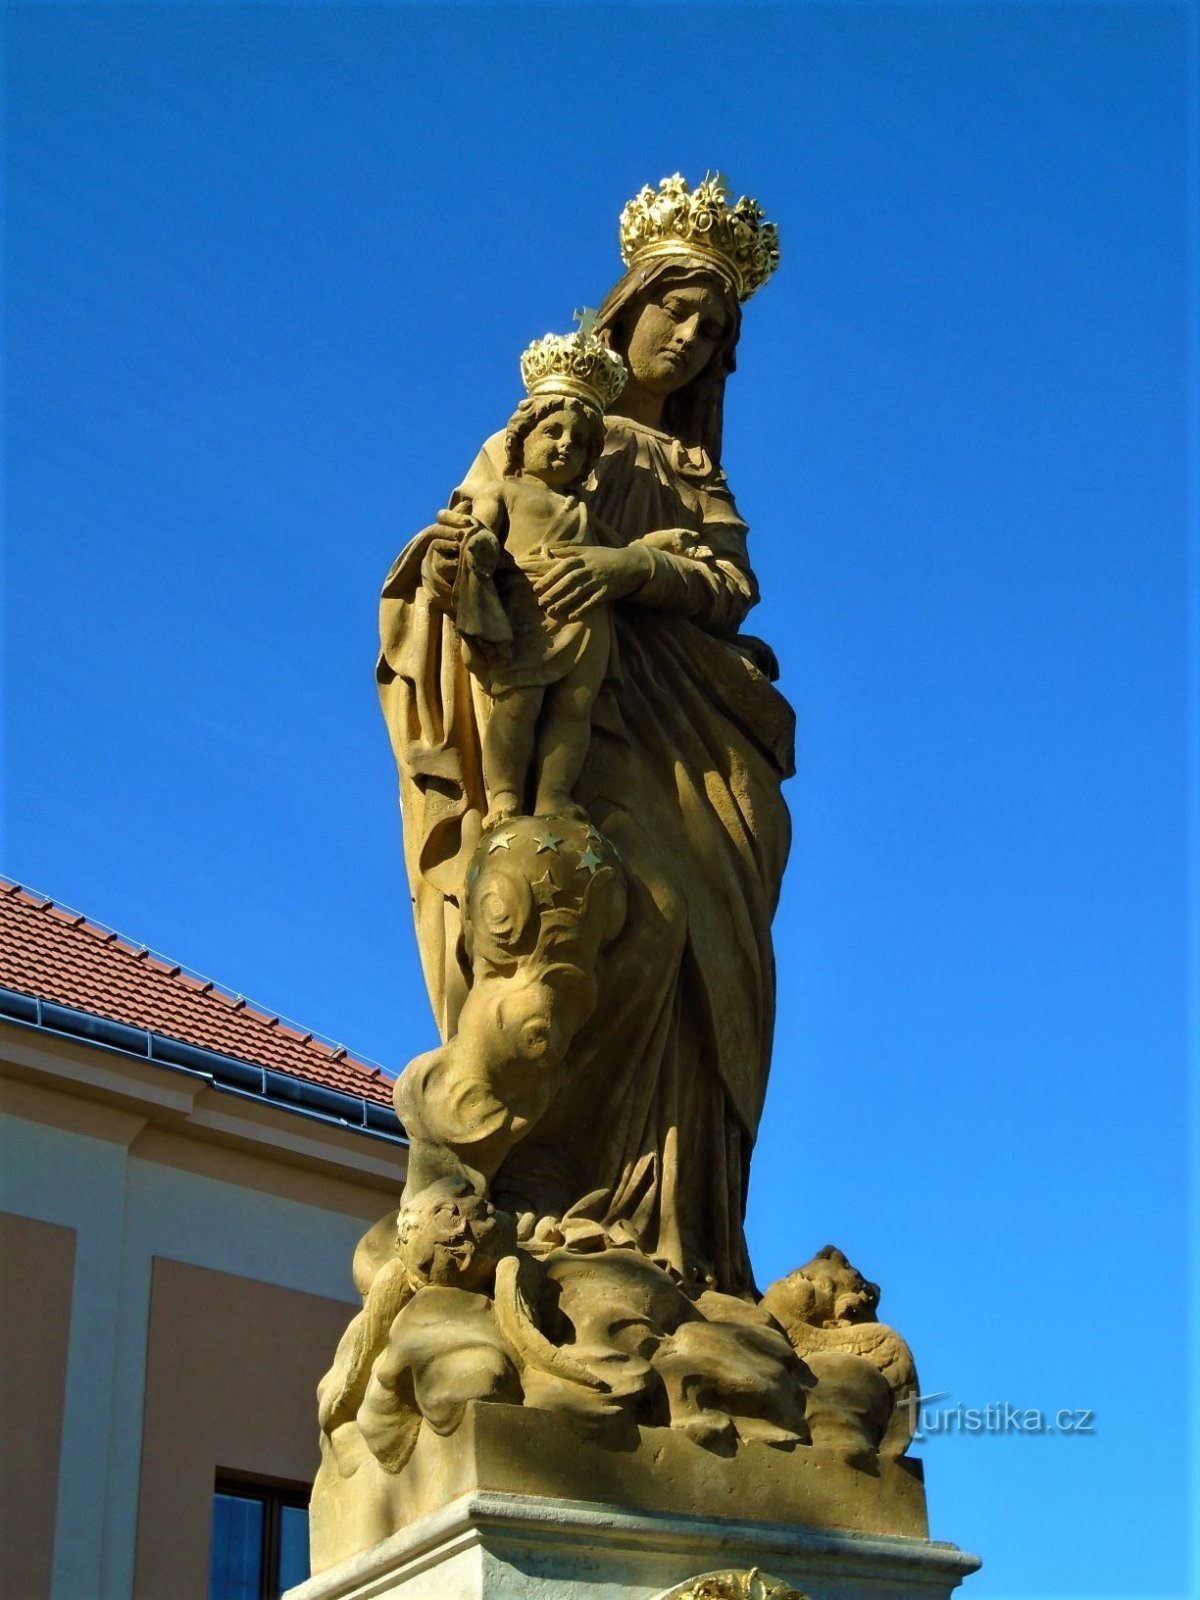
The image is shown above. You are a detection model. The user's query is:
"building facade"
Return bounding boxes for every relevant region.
[0,882,407,1600]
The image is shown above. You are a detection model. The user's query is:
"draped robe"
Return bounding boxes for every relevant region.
[378,414,795,1294]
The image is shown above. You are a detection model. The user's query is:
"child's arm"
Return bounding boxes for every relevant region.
[466,487,507,541]
[452,486,512,650]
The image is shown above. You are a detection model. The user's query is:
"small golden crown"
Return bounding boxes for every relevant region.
[519,325,627,413]
[618,172,780,302]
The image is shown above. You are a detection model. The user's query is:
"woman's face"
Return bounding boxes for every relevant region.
[622,277,729,396]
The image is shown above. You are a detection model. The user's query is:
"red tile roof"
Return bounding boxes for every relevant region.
[0,879,394,1107]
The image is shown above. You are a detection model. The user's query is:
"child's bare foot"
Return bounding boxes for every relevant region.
[535,792,588,823]
[483,793,521,830]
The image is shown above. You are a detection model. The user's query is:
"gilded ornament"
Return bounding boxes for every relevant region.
[661,1569,808,1600]
[519,327,627,413]
[618,172,781,302]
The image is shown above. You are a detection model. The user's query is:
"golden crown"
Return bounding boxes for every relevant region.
[618,172,780,302]
[519,326,627,413]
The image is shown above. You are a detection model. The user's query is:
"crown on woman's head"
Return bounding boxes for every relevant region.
[619,172,780,302]
[520,323,627,413]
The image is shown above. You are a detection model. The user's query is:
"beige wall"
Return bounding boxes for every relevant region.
[0,1213,77,1600]
[2,1025,404,1600]
[133,1258,355,1600]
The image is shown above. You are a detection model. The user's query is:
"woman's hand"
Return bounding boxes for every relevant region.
[420,507,476,606]
[528,545,651,621]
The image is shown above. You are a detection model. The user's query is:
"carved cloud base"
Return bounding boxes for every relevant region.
[311,1399,930,1568]
[285,1487,979,1600]
[298,1402,978,1600]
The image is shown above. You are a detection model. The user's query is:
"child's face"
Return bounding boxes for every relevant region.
[522,404,594,489]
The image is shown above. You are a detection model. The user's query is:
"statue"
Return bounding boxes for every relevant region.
[309,175,938,1577]
[762,1246,920,1466]
[392,328,630,830]
[377,173,791,1294]
[394,814,627,1197]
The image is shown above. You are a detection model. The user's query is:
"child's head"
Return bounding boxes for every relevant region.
[503,395,606,489]
[397,1177,515,1292]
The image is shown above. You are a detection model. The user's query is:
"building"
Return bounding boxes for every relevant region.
[0,880,408,1600]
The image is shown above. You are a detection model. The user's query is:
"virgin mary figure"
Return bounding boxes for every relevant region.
[377,176,794,1296]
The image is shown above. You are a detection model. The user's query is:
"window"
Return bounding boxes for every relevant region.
[208,1476,311,1600]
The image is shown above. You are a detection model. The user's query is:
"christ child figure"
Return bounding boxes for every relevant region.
[454,330,627,830]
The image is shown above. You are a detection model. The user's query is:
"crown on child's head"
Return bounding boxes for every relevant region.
[618,171,780,303]
[519,321,627,414]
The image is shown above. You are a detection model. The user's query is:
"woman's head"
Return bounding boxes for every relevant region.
[594,257,742,461]
[503,394,607,487]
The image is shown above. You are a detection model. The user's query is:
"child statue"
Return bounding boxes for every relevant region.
[450,328,628,829]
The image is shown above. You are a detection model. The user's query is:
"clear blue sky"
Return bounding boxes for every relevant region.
[4,5,1196,1596]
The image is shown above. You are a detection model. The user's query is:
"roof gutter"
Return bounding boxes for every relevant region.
[0,985,406,1146]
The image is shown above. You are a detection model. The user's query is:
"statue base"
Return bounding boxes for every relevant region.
[286,1488,979,1600]
[298,1403,978,1599]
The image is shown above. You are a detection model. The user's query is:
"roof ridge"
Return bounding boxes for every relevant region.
[0,874,387,1079]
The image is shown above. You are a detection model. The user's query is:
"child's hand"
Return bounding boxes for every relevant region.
[464,529,500,578]
[641,528,713,562]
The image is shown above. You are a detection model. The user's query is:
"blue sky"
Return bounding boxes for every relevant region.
[3,4,1196,1596]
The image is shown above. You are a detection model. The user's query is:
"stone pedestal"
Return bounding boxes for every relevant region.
[285,1489,980,1600]
[312,1400,932,1567]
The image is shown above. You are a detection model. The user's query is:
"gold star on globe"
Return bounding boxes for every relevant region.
[531,867,559,906]
[578,846,603,875]
[486,830,514,853]
[535,830,563,854]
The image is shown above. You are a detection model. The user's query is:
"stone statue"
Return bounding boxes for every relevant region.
[395,814,627,1197]
[377,173,791,1294]
[761,1245,920,1464]
[310,175,935,1577]
[458,331,628,828]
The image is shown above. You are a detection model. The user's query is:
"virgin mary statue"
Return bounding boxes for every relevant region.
[377,175,794,1296]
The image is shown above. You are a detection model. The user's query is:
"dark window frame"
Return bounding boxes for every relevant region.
[211,1472,311,1600]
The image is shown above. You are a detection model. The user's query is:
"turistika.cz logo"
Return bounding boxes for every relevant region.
[900,1393,1096,1439]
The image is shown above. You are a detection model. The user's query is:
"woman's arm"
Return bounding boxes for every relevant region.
[529,535,757,635]
[624,537,758,635]
[418,509,473,610]
[527,544,651,621]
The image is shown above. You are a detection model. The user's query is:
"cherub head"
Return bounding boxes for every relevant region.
[396,1177,516,1294]
[798,1246,880,1326]
[763,1245,881,1331]
[503,395,606,490]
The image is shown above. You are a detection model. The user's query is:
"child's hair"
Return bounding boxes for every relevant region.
[503,394,606,484]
